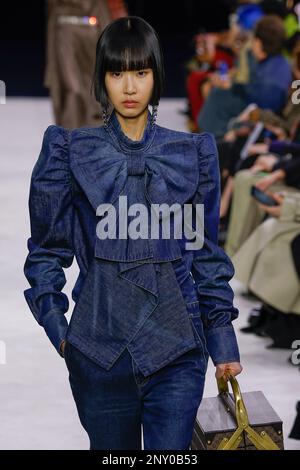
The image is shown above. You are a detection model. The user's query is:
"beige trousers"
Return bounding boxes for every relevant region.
[225,169,297,257]
[231,190,300,314]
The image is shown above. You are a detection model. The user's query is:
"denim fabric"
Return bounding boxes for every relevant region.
[23,107,240,374]
[63,339,208,450]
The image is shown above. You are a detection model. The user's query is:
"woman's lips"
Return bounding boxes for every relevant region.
[123,101,138,108]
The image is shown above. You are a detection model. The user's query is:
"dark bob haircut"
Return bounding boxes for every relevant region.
[91,16,165,109]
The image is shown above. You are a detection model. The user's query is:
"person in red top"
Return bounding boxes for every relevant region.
[186,30,235,128]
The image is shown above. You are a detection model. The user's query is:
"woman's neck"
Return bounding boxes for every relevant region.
[115,108,148,141]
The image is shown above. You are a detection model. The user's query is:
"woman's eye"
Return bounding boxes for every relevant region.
[137,70,147,77]
[112,72,122,78]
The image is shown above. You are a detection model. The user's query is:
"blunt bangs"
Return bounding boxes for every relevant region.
[91,16,165,109]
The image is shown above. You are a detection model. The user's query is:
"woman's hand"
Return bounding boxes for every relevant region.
[264,123,287,141]
[247,142,269,156]
[209,72,231,89]
[223,130,237,142]
[60,340,67,356]
[257,192,285,218]
[254,169,286,192]
[215,362,243,381]
[236,104,258,123]
[249,154,279,174]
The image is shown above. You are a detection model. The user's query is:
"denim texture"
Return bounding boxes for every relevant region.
[23,107,240,375]
[63,339,208,450]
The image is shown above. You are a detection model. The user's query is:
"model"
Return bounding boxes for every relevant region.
[23,15,243,450]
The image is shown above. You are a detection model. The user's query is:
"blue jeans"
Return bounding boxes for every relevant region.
[64,340,208,450]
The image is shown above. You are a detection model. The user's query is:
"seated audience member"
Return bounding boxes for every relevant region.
[231,187,300,317]
[218,111,300,224]
[198,15,292,138]
[224,152,300,256]
[218,88,300,179]
[217,30,300,230]
[185,31,235,129]
[185,3,264,130]
[218,30,300,179]
[230,186,300,354]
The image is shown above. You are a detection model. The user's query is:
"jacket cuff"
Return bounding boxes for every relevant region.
[41,309,69,357]
[204,324,240,366]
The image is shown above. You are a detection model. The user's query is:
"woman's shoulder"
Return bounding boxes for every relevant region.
[32,125,71,181]
[42,124,70,141]
[43,124,110,156]
[154,124,217,155]
[68,124,109,146]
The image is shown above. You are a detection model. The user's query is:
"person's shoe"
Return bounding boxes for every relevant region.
[254,327,269,337]
[289,401,300,439]
[239,325,269,336]
[240,325,255,333]
[266,342,292,349]
[240,306,269,336]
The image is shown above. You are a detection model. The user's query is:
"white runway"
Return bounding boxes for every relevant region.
[0,97,299,449]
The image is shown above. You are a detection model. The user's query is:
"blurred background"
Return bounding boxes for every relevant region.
[0,0,233,97]
[1,0,300,450]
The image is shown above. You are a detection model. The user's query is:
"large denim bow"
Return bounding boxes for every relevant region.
[69,134,200,210]
[69,131,202,295]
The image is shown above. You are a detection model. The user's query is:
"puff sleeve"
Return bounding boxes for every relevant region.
[190,132,241,366]
[23,125,75,357]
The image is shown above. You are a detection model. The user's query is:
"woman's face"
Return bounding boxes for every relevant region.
[104,68,154,116]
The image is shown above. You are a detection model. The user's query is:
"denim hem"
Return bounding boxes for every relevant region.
[127,340,202,377]
[65,332,128,370]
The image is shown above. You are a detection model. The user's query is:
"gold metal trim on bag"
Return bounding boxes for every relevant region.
[216,374,280,450]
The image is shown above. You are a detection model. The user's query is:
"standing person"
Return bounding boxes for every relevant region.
[24,16,242,450]
[44,0,128,129]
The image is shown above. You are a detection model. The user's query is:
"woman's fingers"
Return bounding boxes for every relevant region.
[215,362,243,381]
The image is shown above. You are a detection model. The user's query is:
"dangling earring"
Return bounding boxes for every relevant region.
[151,103,159,127]
[101,105,109,127]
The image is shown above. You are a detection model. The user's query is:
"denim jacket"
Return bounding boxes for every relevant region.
[23,108,240,376]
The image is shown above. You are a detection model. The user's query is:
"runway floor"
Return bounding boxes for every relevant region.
[0,97,299,450]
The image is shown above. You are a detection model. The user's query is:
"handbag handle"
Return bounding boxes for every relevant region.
[217,374,249,429]
[215,374,281,450]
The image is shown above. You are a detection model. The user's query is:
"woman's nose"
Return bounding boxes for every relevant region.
[123,73,136,94]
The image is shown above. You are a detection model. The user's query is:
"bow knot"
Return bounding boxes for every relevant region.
[127,152,146,175]
[70,134,201,213]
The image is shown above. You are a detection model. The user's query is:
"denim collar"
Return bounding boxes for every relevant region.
[105,107,156,153]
